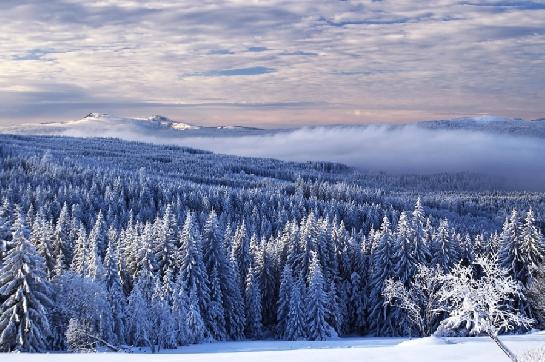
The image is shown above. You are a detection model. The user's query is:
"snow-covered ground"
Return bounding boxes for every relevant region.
[4,334,545,362]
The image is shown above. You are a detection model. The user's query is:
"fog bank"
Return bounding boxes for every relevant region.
[61,124,545,190]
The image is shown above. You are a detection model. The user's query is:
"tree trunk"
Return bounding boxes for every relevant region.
[488,332,518,362]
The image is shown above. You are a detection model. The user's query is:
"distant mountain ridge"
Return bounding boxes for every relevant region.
[0,113,266,137]
[2,113,545,139]
[417,115,545,138]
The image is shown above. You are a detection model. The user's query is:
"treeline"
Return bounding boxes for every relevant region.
[0,135,544,352]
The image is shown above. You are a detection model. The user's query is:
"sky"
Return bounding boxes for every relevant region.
[1,0,544,127]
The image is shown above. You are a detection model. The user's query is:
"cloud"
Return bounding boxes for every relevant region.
[171,126,545,191]
[187,66,276,77]
[247,47,268,52]
[1,0,544,124]
[49,120,545,191]
[462,1,545,11]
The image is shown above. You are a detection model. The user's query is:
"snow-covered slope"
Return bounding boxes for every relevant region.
[0,113,267,138]
[6,334,545,362]
[418,115,545,138]
[3,113,545,140]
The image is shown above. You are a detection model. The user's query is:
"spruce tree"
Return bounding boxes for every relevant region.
[202,210,228,341]
[104,233,127,345]
[276,264,293,338]
[368,217,395,336]
[172,271,190,346]
[245,265,263,339]
[127,280,151,348]
[178,212,211,337]
[53,202,72,267]
[519,209,545,285]
[305,251,331,341]
[431,219,459,272]
[285,275,306,340]
[0,218,52,352]
[186,281,206,344]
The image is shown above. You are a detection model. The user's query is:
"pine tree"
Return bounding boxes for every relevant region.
[30,211,55,276]
[350,271,366,334]
[202,210,228,340]
[305,251,331,341]
[178,212,211,337]
[431,219,459,272]
[172,272,190,346]
[53,202,72,267]
[499,209,545,323]
[150,279,176,351]
[0,218,52,352]
[186,281,206,344]
[519,209,545,285]
[499,210,522,279]
[154,205,178,277]
[231,222,251,290]
[87,213,106,281]
[368,217,395,336]
[224,253,246,340]
[245,265,263,339]
[393,212,417,285]
[276,264,293,338]
[127,280,151,348]
[411,197,430,265]
[285,275,306,340]
[0,200,11,262]
[104,232,127,345]
[70,226,88,276]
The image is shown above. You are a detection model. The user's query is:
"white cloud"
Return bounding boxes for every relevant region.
[0,0,544,125]
[54,122,545,191]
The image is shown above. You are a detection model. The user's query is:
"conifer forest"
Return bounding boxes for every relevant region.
[0,134,544,356]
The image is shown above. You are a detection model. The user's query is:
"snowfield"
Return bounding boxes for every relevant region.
[4,334,545,362]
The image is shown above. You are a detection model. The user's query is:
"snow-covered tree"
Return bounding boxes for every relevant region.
[285,275,306,340]
[149,279,176,351]
[104,231,127,345]
[431,219,459,272]
[244,263,263,339]
[178,212,211,337]
[368,217,395,335]
[276,264,293,338]
[0,222,52,352]
[305,251,331,340]
[186,281,206,344]
[383,264,444,337]
[436,257,534,361]
[127,277,151,348]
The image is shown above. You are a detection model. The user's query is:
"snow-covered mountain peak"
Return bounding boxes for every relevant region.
[0,112,267,138]
[450,115,521,123]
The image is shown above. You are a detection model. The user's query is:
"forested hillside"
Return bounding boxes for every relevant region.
[0,134,544,352]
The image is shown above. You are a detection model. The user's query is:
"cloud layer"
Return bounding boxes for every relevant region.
[55,122,545,191]
[176,126,545,189]
[1,1,544,126]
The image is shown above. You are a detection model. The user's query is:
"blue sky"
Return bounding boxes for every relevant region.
[0,0,544,126]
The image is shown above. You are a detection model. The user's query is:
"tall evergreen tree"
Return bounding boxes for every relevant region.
[0,219,52,352]
[285,275,306,340]
[305,251,331,341]
[178,212,211,337]
[186,281,206,344]
[368,217,395,335]
[245,265,263,339]
[127,279,151,348]
[276,264,293,338]
[202,210,228,340]
[104,231,127,345]
[53,202,72,267]
[431,219,459,272]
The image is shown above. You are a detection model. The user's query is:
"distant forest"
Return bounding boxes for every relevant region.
[0,134,544,352]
